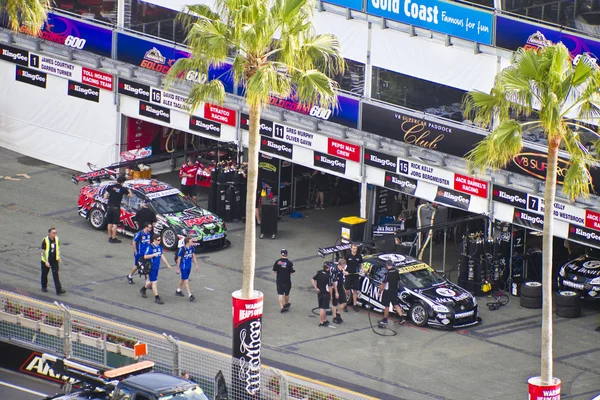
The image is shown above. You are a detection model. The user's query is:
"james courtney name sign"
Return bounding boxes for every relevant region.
[28,53,113,91]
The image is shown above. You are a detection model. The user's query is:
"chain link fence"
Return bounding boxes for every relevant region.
[0,290,376,400]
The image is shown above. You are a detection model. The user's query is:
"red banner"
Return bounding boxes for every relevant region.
[232,292,263,328]
[453,173,488,198]
[81,67,113,91]
[327,138,360,162]
[585,210,600,231]
[204,103,236,126]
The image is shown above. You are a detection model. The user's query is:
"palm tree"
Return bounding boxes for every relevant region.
[464,43,600,385]
[166,0,344,300]
[1,0,51,36]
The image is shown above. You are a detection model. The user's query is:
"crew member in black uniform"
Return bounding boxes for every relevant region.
[135,201,157,234]
[273,249,295,313]
[330,258,348,324]
[103,175,133,243]
[379,259,406,326]
[41,227,66,295]
[345,243,363,311]
[312,262,332,327]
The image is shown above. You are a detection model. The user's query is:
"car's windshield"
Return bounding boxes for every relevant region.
[159,386,209,400]
[398,268,446,290]
[151,194,197,214]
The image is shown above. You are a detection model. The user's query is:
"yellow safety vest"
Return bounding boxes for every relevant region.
[41,236,60,263]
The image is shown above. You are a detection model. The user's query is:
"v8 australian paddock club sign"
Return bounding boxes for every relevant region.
[260,137,293,159]
[139,101,170,123]
[314,151,346,174]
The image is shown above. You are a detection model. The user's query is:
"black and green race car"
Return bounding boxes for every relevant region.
[77,178,229,250]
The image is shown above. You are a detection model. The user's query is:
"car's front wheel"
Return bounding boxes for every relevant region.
[161,228,178,250]
[89,208,106,230]
[410,303,429,327]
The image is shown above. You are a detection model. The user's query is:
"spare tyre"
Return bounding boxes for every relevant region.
[555,291,582,308]
[521,281,542,298]
[556,305,582,318]
[520,295,542,309]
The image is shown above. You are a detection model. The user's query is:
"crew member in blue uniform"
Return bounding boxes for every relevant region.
[128,222,153,284]
[176,236,199,301]
[141,236,173,304]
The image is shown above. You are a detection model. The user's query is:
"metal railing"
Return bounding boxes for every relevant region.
[0,290,375,400]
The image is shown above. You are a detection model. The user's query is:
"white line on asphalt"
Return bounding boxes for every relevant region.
[204,287,214,291]
[0,380,47,397]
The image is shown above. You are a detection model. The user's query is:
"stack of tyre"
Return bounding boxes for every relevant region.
[555,291,582,318]
[520,282,542,309]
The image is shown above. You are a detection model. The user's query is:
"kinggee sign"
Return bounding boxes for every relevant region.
[568,224,600,247]
[0,44,29,66]
[513,208,544,231]
[241,113,274,136]
[139,101,170,123]
[364,149,397,172]
[383,172,417,195]
[434,187,471,210]
[314,151,346,174]
[260,136,294,159]
[118,78,150,101]
[367,0,493,45]
[189,116,221,137]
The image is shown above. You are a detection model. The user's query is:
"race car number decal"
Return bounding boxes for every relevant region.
[183,215,215,227]
[436,288,457,297]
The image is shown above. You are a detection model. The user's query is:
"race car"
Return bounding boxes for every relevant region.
[319,243,480,329]
[77,178,228,251]
[558,255,600,298]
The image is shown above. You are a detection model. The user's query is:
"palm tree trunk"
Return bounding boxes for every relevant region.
[241,104,261,299]
[541,137,560,385]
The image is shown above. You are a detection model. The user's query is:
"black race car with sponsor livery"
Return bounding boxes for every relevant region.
[558,255,600,299]
[41,354,227,400]
[319,243,480,329]
[77,178,228,251]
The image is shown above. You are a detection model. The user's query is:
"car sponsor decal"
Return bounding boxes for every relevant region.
[436,288,457,297]
[313,151,346,174]
[146,188,180,199]
[182,215,217,227]
[15,65,47,88]
[397,264,429,274]
[583,260,600,269]
[561,280,585,290]
[139,100,170,123]
[434,187,471,210]
[138,184,170,193]
[68,80,100,102]
[360,276,384,303]
[377,254,406,263]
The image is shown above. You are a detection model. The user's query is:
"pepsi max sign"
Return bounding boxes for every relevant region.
[314,151,346,174]
[364,149,397,172]
[383,172,417,195]
[260,136,293,159]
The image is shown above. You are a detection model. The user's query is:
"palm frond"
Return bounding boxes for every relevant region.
[300,34,345,77]
[467,120,523,171]
[293,69,338,109]
[178,4,220,30]
[462,90,501,127]
[245,64,291,107]
[563,155,592,200]
[186,19,230,62]
[186,79,226,112]
[3,0,50,36]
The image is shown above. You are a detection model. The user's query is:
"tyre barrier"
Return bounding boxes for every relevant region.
[555,291,583,318]
[520,282,542,309]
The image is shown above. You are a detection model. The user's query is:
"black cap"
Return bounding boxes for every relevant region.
[117,174,127,183]
[386,259,394,267]
[280,249,288,256]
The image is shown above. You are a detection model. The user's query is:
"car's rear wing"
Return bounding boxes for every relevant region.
[71,142,239,185]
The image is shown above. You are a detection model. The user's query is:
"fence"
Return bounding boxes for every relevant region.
[0,289,375,400]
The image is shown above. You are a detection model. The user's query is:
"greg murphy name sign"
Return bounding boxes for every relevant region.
[367,0,493,45]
